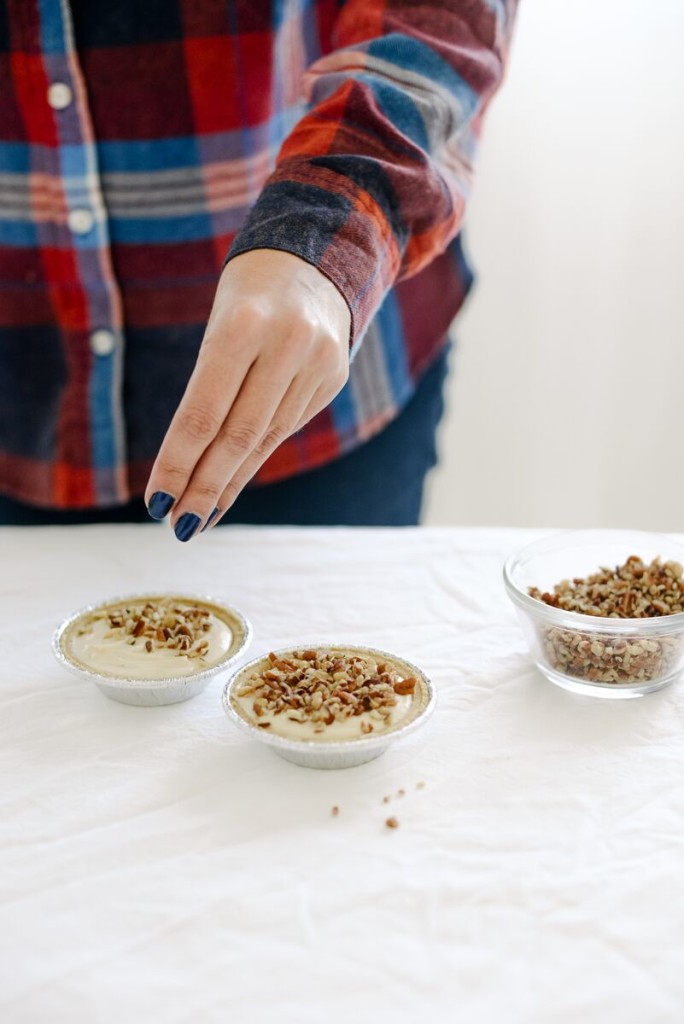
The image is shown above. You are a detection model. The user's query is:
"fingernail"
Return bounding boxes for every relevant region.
[147,491,175,520]
[201,507,220,533]
[174,512,201,542]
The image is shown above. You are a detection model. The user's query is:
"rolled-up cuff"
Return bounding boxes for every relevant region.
[225,166,402,356]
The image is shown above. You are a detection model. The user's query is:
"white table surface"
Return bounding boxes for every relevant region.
[2,525,684,1024]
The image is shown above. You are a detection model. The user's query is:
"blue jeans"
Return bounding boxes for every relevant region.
[0,346,449,527]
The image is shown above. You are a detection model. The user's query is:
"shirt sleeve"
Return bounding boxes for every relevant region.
[226,0,518,353]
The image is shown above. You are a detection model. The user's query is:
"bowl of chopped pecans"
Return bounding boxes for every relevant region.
[53,594,251,706]
[222,645,436,768]
[504,530,684,697]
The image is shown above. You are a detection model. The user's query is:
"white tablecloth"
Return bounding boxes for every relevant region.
[2,525,684,1024]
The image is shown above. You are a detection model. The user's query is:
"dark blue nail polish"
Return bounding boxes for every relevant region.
[147,491,175,520]
[174,512,201,542]
[201,507,220,533]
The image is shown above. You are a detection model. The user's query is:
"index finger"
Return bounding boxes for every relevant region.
[144,338,253,518]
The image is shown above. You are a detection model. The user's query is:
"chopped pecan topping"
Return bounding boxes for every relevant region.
[393,678,416,695]
[237,649,416,736]
[92,598,215,661]
[528,555,684,618]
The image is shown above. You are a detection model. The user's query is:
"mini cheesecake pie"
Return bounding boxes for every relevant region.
[234,647,419,742]
[64,596,235,679]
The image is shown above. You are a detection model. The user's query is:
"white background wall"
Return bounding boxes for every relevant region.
[425,0,684,530]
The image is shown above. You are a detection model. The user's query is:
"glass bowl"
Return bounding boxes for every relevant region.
[503,530,684,698]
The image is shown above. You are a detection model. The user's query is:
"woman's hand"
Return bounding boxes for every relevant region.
[144,249,351,540]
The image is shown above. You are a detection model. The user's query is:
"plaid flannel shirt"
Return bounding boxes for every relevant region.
[0,0,516,508]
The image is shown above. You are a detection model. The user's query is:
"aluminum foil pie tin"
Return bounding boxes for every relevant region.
[52,593,252,706]
[222,644,436,769]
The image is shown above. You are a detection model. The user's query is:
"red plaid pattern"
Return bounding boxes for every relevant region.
[0,0,516,508]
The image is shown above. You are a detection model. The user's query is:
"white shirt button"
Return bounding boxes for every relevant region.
[67,208,94,235]
[90,330,116,356]
[48,82,73,110]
